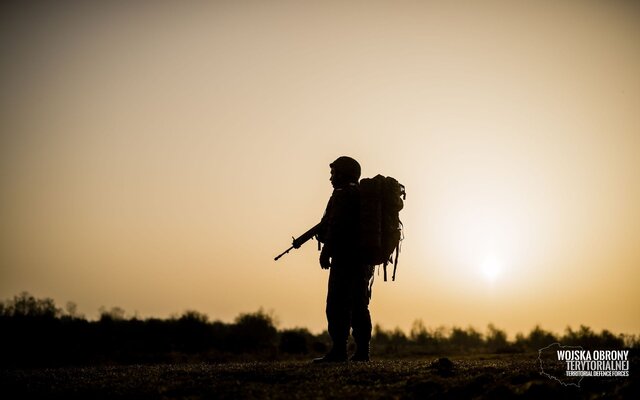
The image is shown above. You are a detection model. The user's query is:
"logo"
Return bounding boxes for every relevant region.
[538,343,630,387]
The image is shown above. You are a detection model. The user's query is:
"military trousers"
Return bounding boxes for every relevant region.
[326,260,374,349]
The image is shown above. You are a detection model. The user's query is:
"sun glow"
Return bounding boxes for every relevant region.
[480,257,502,283]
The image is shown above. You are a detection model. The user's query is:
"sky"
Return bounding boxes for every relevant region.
[1,1,639,336]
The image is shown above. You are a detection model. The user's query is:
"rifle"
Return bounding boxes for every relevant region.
[274,222,321,261]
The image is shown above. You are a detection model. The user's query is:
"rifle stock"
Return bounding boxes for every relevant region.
[274,222,321,261]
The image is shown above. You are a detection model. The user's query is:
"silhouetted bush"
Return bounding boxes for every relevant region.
[561,325,625,349]
[516,325,558,351]
[373,324,410,355]
[279,328,313,354]
[449,326,483,353]
[485,323,509,352]
[0,292,61,319]
[228,309,278,353]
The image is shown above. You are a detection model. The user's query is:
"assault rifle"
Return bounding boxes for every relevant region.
[274,222,321,261]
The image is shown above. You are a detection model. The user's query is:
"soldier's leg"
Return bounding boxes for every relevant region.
[315,265,350,362]
[350,265,374,361]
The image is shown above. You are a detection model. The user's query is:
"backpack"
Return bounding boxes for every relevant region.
[359,174,406,281]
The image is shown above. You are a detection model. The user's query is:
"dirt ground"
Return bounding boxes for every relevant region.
[2,354,637,399]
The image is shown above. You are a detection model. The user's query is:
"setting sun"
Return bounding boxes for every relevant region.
[480,257,503,283]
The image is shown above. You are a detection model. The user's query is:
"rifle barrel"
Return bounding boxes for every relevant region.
[274,245,295,261]
[274,222,321,261]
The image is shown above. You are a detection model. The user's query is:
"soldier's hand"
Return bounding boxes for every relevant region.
[320,248,331,269]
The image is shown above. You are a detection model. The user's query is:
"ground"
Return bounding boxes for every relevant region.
[2,354,637,399]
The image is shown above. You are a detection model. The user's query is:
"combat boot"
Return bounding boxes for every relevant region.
[312,345,348,363]
[350,343,370,362]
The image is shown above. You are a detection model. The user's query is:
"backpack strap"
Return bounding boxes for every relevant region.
[392,221,404,281]
[368,270,375,300]
[392,245,399,281]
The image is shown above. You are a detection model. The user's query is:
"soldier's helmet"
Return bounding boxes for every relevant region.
[330,156,361,183]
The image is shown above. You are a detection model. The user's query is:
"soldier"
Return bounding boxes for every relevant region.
[314,156,374,363]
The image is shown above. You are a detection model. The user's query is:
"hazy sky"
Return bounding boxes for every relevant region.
[1,1,639,336]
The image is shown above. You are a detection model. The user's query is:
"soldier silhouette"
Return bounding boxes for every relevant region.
[314,156,374,363]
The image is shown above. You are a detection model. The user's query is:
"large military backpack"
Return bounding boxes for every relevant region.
[359,174,406,281]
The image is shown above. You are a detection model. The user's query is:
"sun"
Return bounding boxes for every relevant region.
[480,257,502,283]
